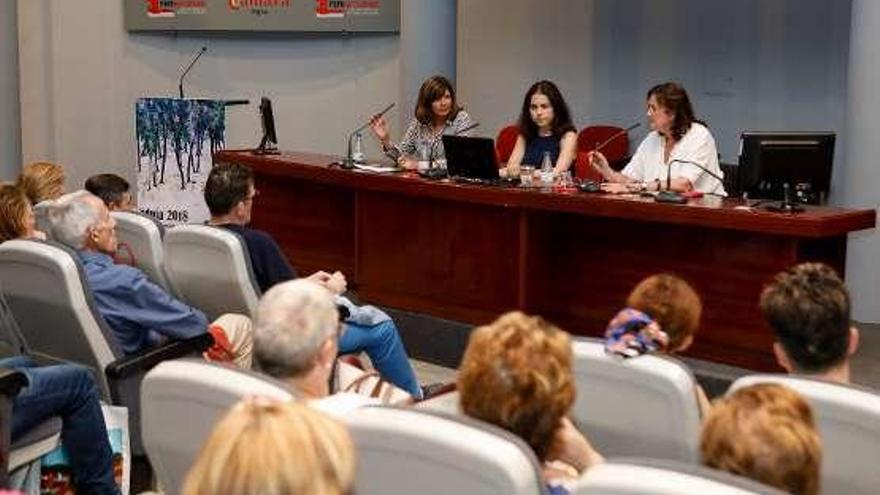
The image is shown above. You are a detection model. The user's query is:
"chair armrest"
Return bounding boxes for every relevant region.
[104,333,214,380]
[0,368,28,397]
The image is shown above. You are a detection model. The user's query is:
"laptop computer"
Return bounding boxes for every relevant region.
[443,135,500,181]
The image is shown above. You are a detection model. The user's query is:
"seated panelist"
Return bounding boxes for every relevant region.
[501,80,578,179]
[369,75,475,170]
[41,191,253,368]
[589,82,725,196]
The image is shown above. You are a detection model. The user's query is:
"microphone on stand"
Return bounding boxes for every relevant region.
[655,158,725,204]
[579,122,641,193]
[178,46,207,99]
[339,103,395,169]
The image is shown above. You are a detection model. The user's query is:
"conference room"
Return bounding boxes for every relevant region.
[0,0,878,494]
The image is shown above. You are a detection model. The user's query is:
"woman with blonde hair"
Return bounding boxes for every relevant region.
[0,184,46,242]
[183,398,356,495]
[701,383,821,495]
[17,161,65,204]
[458,311,603,494]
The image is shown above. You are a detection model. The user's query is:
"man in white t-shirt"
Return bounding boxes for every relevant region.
[590,82,726,196]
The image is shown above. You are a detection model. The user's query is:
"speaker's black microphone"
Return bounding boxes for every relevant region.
[178,46,207,99]
[340,103,396,169]
[593,122,641,153]
[655,158,725,204]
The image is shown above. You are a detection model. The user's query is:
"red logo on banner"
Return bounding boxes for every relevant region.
[145,0,175,17]
[316,0,345,18]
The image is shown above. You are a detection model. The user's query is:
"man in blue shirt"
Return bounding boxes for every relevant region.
[204,163,422,397]
[42,191,252,368]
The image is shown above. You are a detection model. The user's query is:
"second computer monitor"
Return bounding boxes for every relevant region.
[738,132,835,204]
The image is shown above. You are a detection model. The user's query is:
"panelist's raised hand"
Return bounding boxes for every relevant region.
[369,114,390,144]
[587,150,612,176]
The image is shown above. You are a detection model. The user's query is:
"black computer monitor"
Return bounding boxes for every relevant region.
[738,132,835,204]
[255,97,279,155]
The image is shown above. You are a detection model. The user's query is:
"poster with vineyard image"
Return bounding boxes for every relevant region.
[135,98,226,226]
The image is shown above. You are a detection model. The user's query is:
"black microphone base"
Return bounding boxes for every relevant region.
[655,191,688,204]
[765,202,805,214]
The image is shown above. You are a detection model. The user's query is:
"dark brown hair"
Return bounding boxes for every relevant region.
[204,162,254,216]
[760,263,851,373]
[647,82,701,142]
[85,173,130,208]
[517,80,576,142]
[627,274,702,351]
[414,75,461,125]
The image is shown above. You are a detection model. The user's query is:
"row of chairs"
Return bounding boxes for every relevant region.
[140,358,787,495]
[495,125,630,180]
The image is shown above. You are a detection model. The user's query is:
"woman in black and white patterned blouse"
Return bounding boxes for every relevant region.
[369,75,475,170]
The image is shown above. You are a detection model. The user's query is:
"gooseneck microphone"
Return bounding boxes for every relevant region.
[341,103,395,169]
[178,46,207,99]
[655,158,725,204]
[593,122,641,153]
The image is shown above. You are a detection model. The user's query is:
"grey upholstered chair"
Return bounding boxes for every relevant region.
[111,211,173,293]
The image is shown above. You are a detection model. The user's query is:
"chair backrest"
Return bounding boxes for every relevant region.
[163,225,261,321]
[141,358,295,495]
[111,211,172,293]
[345,406,545,495]
[495,125,520,164]
[577,125,629,161]
[0,240,121,397]
[571,338,701,462]
[572,457,788,495]
[729,374,880,495]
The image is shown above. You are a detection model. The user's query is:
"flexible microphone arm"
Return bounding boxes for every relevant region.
[178,46,207,99]
[594,122,641,153]
[343,103,395,169]
[655,158,725,204]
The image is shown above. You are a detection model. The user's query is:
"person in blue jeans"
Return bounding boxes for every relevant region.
[2,356,118,494]
[203,162,422,398]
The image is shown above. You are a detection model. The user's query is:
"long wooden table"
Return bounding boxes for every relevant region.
[215,150,876,370]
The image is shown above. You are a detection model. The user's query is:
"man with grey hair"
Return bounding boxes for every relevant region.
[255,279,340,399]
[41,191,252,367]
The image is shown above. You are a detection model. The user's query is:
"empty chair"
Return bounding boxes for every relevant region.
[141,359,295,495]
[111,211,172,293]
[571,338,701,462]
[0,239,211,454]
[572,458,787,495]
[163,225,260,321]
[345,406,544,495]
[729,374,880,495]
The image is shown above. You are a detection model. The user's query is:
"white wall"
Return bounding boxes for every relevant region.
[457,0,595,140]
[18,0,400,191]
[459,0,850,190]
[0,0,20,180]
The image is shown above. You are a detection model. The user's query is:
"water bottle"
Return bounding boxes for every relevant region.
[352,132,366,164]
[540,151,554,185]
[417,139,431,171]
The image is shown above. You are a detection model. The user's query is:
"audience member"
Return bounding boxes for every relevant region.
[0,184,46,242]
[84,174,133,211]
[2,355,118,494]
[760,262,858,384]
[701,383,821,495]
[41,191,252,367]
[604,273,711,414]
[205,162,421,397]
[458,311,603,494]
[182,398,354,495]
[17,161,65,205]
